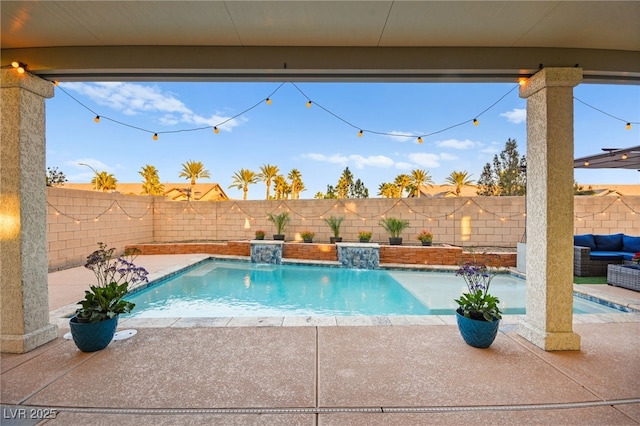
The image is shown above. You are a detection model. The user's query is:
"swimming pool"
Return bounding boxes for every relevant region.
[124,259,623,318]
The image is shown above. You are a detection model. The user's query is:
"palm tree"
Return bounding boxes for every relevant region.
[394,173,411,197]
[229,168,258,200]
[408,169,433,198]
[139,164,164,195]
[258,164,279,200]
[445,170,475,196]
[288,168,305,199]
[92,171,117,192]
[179,160,210,187]
[378,182,399,198]
[273,175,290,200]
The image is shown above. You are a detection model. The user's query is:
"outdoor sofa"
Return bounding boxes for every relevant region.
[573,233,640,277]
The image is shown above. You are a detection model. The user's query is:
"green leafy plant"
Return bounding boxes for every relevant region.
[300,230,315,241]
[323,215,344,237]
[454,256,502,322]
[358,230,372,241]
[254,229,266,239]
[416,230,433,243]
[76,242,148,323]
[266,212,290,235]
[379,217,410,238]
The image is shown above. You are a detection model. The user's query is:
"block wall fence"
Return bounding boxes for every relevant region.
[47,187,640,271]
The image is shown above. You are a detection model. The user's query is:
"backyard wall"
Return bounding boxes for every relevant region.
[46,187,640,271]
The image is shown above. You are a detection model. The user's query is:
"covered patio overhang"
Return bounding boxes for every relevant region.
[2,1,639,354]
[574,146,640,170]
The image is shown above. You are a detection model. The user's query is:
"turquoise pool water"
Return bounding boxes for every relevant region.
[124,260,623,318]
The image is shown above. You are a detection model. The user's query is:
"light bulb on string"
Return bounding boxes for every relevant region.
[473,119,479,126]
[94,116,100,123]
[11,61,19,68]
[358,130,363,137]
[213,126,219,134]
[621,153,628,160]
[626,123,632,130]
[266,98,272,105]
[306,100,312,108]
[153,133,158,141]
[417,137,423,144]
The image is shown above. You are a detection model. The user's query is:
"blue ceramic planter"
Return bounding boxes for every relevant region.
[455,309,500,348]
[69,316,118,352]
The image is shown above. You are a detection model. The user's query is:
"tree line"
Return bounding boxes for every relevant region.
[48,139,539,198]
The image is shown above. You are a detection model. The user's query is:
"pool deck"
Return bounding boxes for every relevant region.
[2,254,640,425]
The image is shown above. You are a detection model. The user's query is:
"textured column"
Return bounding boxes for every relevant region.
[518,68,582,351]
[1,69,58,353]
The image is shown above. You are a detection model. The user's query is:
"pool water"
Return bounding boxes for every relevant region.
[124,260,622,318]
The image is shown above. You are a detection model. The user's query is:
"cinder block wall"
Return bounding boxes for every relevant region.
[46,187,155,270]
[47,187,640,270]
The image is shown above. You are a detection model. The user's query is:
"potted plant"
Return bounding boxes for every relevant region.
[416,230,433,246]
[300,230,315,243]
[267,212,290,240]
[254,229,266,240]
[324,215,344,243]
[70,242,148,352]
[379,217,410,245]
[454,255,502,348]
[358,230,372,243]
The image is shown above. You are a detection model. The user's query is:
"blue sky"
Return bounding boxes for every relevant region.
[46,81,639,200]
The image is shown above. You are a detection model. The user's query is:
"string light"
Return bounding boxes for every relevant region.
[94,116,100,123]
[621,153,628,160]
[153,133,158,141]
[11,61,26,74]
[584,161,590,166]
[49,79,636,146]
[214,126,219,134]
[358,130,363,137]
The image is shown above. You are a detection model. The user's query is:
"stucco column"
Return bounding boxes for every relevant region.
[518,67,582,351]
[1,69,58,353]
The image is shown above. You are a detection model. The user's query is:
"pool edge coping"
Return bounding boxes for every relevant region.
[50,254,640,329]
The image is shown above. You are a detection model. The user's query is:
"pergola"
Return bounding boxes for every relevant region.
[2,1,639,353]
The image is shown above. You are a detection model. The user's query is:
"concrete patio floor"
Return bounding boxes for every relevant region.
[2,255,640,425]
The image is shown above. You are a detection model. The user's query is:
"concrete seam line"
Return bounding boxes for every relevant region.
[4,399,640,415]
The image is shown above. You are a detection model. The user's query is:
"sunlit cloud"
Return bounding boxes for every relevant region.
[440,152,458,161]
[480,142,501,154]
[301,153,349,166]
[500,108,526,124]
[61,82,242,131]
[437,138,477,150]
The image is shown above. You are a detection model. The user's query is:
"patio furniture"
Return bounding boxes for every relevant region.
[607,264,640,292]
[573,233,639,277]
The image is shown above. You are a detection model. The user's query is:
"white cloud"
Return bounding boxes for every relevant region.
[349,155,395,169]
[481,141,501,154]
[301,153,349,165]
[500,108,526,124]
[439,152,458,161]
[385,131,418,142]
[61,82,241,131]
[394,162,413,170]
[437,139,476,150]
[301,153,395,169]
[407,153,441,168]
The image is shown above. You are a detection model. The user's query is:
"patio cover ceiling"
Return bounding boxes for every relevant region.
[1,1,639,83]
[574,146,640,170]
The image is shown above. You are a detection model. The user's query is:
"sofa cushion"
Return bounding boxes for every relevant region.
[594,233,623,251]
[574,234,596,250]
[622,235,640,253]
[589,251,624,261]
